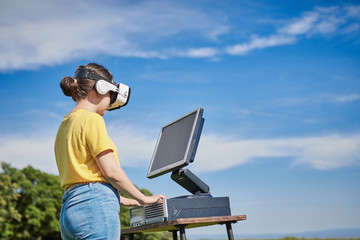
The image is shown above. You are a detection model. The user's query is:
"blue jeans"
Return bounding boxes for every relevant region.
[60,182,121,240]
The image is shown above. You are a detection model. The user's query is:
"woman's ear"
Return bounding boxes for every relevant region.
[86,89,102,104]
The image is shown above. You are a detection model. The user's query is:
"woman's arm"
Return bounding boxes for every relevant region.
[96,150,166,205]
[120,197,141,207]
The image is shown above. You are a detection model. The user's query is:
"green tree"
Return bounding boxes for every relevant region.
[0,173,21,238]
[1,162,63,239]
[0,163,169,240]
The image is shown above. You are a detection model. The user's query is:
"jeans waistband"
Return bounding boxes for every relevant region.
[64,181,108,194]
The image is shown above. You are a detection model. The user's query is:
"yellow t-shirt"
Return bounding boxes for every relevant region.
[54,109,119,189]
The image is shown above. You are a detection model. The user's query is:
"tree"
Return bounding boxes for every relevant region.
[0,163,170,240]
[1,162,63,239]
[0,173,21,238]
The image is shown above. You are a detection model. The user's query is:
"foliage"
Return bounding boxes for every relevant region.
[0,174,21,238]
[0,163,170,240]
[0,162,63,240]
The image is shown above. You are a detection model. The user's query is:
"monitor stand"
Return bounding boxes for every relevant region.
[171,168,210,196]
[129,168,232,227]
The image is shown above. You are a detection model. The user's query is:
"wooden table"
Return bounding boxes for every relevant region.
[121,215,247,240]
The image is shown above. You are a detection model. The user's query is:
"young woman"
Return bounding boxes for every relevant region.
[54,63,165,239]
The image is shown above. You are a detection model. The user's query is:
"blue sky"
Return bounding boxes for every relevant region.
[0,0,359,237]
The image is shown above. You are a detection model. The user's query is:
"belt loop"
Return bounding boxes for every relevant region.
[89,182,93,188]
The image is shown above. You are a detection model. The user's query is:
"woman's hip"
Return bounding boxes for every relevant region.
[60,182,121,239]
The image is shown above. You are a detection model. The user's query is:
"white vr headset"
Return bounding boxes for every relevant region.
[74,68,131,111]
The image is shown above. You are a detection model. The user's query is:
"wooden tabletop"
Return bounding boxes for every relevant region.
[121,215,247,234]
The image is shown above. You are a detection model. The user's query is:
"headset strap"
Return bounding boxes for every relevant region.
[73,68,109,82]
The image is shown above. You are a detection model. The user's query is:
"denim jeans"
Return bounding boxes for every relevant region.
[60,182,121,240]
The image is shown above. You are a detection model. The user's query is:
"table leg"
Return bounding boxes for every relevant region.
[226,222,234,240]
[121,234,134,240]
[179,227,186,240]
[172,230,178,240]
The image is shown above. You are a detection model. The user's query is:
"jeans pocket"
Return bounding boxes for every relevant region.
[62,200,95,238]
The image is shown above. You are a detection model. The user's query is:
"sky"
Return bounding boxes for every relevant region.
[0,0,359,237]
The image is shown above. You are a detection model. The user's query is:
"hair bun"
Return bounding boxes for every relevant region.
[60,76,78,100]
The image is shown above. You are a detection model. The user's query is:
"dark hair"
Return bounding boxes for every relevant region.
[60,63,113,102]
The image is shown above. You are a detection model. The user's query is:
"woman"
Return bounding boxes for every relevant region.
[54,63,165,240]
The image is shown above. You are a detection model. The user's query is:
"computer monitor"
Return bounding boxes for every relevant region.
[146,107,204,179]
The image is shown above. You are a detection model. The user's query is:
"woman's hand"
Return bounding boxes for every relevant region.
[121,195,166,206]
[139,194,166,205]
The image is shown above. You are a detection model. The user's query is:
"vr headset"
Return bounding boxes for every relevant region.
[73,68,131,111]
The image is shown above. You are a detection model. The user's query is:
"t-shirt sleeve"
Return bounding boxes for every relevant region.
[85,114,115,158]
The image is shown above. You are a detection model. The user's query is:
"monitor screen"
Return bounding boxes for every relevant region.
[147,107,204,179]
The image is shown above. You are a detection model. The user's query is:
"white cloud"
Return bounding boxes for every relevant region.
[226,5,360,55]
[279,12,320,35]
[0,0,228,71]
[279,6,349,36]
[1,121,359,174]
[345,5,360,18]
[106,124,157,168]
[193,133,360,172]
[333,93,360,102]
[291,134,360,170]
[226,34,296,55]
[171,47,218,58]
[0,133,59,174]
[0,1,359,70]
[0,125,156,174]
[276,93,360,106]
[341,23,360,34]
